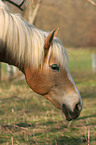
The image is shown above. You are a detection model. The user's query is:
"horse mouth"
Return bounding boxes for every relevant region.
[62,104,80,121]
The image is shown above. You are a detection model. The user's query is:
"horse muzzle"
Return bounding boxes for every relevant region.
[62,102,82,121]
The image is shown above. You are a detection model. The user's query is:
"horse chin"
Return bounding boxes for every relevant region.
[43,94,81,121]
[61,106,72,121]
[62,104,80,121]
[62,113,72,121]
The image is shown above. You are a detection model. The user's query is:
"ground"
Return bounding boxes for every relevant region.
[0,48,96,145]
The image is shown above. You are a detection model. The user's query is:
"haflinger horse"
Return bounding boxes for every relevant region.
[0,0,82,121]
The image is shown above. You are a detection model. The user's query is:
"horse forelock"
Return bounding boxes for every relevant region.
[0,0,68,69]
[51,39,69,68]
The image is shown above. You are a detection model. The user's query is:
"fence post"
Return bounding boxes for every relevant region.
[13,66,17,73]
[7,64,13,80]
[92,53,95,73]
[0,63,1,81]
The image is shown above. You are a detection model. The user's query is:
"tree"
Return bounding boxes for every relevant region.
[3,0,42,24]
[87,0,96,6]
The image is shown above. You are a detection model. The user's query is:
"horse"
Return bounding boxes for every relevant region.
[0,0,82,121]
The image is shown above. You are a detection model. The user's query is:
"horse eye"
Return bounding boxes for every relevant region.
[50,64,59,71]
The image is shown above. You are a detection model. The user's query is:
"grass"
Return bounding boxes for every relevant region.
[68,48,92,72]
[0,48,96,145]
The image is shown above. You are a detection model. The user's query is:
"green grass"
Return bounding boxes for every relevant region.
[0,48,96,145]
[68,48,92,72]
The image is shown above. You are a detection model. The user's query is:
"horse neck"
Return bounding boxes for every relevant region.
[0,44,24,73]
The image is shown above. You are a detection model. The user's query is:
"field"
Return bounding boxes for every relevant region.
[0,49,96,145]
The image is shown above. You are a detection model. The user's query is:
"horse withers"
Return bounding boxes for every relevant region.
[0,0,82,121]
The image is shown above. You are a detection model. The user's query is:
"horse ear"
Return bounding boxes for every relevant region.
[44,28,59,59]
[54,27,59,37]
[44,29,56,50]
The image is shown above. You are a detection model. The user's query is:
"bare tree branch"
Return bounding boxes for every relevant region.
[2,0,25,11]
[87,0,96,6]
[30,0,42,24]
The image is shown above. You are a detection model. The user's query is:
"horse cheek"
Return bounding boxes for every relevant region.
[24,67,54,95]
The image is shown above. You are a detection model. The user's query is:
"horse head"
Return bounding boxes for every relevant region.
[24,29,82,121]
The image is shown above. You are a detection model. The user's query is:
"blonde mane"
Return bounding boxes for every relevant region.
[0,0,68,68]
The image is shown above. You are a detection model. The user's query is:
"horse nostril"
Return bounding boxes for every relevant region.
[74,103,81,113]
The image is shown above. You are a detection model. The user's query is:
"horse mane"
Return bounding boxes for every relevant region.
[0,0,68,68]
